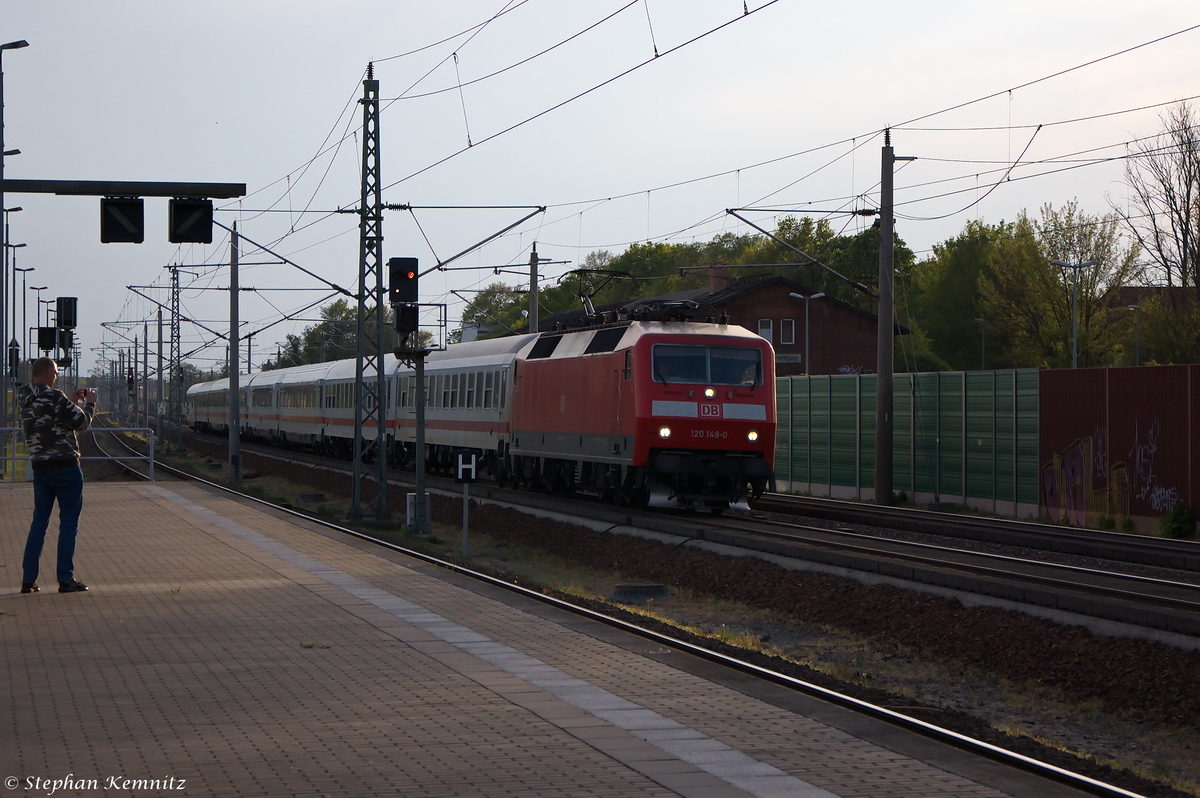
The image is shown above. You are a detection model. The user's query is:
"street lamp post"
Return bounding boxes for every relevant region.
[1051,259,1098,368]
[30,286,46,355]
[7,244,26,382]
[1,39,29,470]
[2,224,22,444]
[788,292,825,375]
[14,264,32,383]
[974,318,985,370]
[1127,305,1140,366]
[5,206,22,373]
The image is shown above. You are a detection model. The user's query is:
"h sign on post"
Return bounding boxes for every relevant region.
[456,451,477,558]
[455,452,478,483]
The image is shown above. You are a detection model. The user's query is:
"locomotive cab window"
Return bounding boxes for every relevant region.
[709,347,762,386]
[652,344,762,387]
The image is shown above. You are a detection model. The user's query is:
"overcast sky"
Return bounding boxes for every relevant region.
[3,1,1198,376]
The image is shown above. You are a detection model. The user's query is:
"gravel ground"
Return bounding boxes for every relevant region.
[171,438,1200,797]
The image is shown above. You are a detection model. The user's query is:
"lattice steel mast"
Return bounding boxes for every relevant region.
[350,63,389,521]
[168,264,182,449]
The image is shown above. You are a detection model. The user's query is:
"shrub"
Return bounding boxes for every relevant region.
[1097,515,1115,530]
[1160,502,1196,539]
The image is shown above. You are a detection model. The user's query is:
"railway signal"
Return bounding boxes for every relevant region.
[100,197,145,243]
[168,198,214,243]
[56,297,77,329]
[389,257,418,304]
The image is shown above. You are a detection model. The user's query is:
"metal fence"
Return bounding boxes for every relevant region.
[2,427,156,481]
[775,370,1040,517]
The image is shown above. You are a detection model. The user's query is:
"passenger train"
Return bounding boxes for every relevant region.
[187,317,777,512]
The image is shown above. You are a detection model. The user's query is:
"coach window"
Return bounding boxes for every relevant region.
[451,374,460,408]
[757,319,772,342]
[466,373,476,408]
[484,371,494,409]
[476,371,484,408]
[500,369,507,409]
[781,318,795,346]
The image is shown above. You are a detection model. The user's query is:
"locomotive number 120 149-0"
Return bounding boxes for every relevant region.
[691,429,728,438]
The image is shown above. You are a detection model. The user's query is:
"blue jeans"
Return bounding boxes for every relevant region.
[22,465,85,584]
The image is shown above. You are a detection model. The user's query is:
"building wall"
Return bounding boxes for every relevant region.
[720,287,878,376]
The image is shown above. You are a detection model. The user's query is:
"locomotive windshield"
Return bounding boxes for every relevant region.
[652,344,762,386]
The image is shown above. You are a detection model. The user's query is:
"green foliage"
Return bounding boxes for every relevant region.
[1136,293,1200,365]
[907,202,1140,370]
[907,220,998,371]
[467,217,906,341]
[1160,502,1196,539]
[260,299,401,370]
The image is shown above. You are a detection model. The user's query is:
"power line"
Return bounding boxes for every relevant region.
[384,1,640,102]
[377,1,784,194]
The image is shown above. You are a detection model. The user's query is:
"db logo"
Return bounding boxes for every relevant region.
[700,403,721,417]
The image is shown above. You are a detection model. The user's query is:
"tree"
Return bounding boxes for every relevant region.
[461,281,528,337]
[450,219,904,342]
[1119,102,1200,294]
[1033,201,1142,367]
[912,203,1140,370]
[1116,102,1200,364]
[259,299,398,370]
[908,220,998,370]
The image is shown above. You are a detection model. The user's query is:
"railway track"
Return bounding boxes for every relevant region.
[87,418,1149,798]
[751,492,1200,572]
[154,422,1200,643]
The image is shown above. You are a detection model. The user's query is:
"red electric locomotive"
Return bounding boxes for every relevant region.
[507,316,775,512]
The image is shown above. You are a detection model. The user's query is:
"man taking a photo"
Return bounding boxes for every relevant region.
[18,356,96,594]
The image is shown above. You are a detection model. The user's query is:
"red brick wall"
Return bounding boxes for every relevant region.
[720,287,878,376]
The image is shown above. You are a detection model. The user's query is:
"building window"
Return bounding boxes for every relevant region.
[781,318,795,346]
[757,319,772,342]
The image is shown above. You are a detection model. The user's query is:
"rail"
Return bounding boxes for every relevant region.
[1,427,155,481]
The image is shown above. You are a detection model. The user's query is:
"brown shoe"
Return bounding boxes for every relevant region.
[20,582,39,594]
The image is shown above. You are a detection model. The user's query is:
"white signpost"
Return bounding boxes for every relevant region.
[455,452,477,557]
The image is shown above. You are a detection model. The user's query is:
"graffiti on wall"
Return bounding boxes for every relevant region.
[1128,419,1178,513]
[1042,431,1133,526]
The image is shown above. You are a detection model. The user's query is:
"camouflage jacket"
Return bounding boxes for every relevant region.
[18,383,95,467]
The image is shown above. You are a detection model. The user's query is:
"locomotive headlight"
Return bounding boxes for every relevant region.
[747,430,759,442]
[658,426,672,439]
[704,387,716,398]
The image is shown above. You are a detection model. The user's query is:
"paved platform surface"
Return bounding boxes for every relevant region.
[1,481,1100,798]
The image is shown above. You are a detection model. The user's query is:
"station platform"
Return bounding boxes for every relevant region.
[1,481,1099,798]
